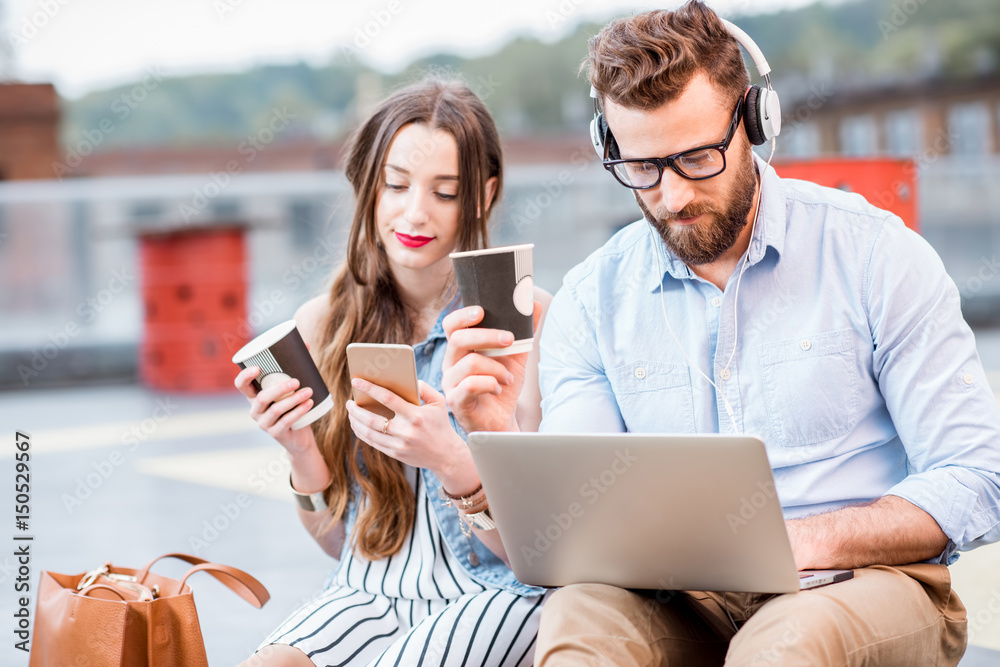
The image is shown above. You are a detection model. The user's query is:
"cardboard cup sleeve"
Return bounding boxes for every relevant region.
[450,244,534,356]
[232,320,333,430]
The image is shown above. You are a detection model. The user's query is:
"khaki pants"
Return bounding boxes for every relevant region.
[535,564,967,666]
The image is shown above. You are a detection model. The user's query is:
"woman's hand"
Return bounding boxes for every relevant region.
[346,378,479,494]
[234,366,318,455]
[441,303,542,434]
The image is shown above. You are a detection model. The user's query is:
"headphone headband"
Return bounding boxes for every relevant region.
[589,16,781,157]
[719,18,771,79]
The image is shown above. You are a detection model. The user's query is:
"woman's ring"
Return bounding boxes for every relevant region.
[381,417,390,435]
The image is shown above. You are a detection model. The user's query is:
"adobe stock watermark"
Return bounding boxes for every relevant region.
[220,227,345,349]
[281,227,345,292]
[60,398,180,514]
[17,266,136,386]
[868,127,958,213]
[213,0,249,20]
[6,0,72,49]
[878,0,930,40]
[545,0,586,29]
[725,478,778,534]
[780,83,833,136]
[748,618,807,666]
[188,449,291,554]
[509,148,598,234]
[178,106,297,222]
[421,66,502,104]
[52,66,165,179]
[969,587,1000,637]
[519,448,638,566]
[340,0,404,63]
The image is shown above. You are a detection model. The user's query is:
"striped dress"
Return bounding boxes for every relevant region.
[256,466,548,666]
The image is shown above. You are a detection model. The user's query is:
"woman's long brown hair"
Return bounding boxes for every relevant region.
[310,77,503,559]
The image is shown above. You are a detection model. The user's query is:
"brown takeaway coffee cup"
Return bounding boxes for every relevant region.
[232,320,333,430]
[450,243,534,356]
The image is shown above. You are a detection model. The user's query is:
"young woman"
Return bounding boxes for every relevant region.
[235,78,551,667]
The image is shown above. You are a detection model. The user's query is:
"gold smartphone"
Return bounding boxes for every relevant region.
[346,343,420,420]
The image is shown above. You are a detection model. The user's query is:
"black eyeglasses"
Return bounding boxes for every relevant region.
[602,97,744,189]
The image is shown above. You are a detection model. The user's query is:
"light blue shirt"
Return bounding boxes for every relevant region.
[538,157,1000,564]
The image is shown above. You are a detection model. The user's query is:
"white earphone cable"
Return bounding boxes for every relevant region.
[649,132,777,434]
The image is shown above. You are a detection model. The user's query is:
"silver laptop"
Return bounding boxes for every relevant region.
[467,432,853,594]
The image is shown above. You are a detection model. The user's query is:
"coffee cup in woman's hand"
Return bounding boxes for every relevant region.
[450,244,534,356]
[232,320,334,429]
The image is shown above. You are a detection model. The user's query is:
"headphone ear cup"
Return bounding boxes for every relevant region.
[602,116,621,160]
[590,112,621,161]
[742,85,768,146]
[589,112,605,161]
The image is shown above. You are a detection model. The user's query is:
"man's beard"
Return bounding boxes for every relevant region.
[636,151,757,266]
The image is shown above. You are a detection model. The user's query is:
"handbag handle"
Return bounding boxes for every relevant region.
[78,584,128,601]
[179,563,270,608]
[136,553,269,609]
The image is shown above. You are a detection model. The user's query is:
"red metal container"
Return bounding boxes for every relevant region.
[138,227,249,391]
[774,157,919,234]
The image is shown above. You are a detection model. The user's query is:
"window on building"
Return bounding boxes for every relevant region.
[885,109,922,157]
[948,102,990,156]
[840,114,877,156]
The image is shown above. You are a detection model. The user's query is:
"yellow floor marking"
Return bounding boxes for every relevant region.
[30,409,257,453]
[135,446,293,503]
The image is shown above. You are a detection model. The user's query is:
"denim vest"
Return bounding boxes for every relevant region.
[337,296,544,598]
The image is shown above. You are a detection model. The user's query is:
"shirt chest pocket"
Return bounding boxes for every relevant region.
[758,328,860,447]
[607,361,695,432]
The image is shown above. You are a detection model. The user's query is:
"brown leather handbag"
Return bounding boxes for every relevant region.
[29,552,270,667]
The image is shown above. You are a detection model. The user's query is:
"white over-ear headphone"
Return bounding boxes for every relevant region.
[589,17,781,161]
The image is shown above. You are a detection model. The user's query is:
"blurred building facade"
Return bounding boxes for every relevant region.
[781,73,1000,158]
[0,83,59,180]
[3,70,1000,390]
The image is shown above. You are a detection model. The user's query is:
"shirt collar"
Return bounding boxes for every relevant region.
[421,288,463,345]
[646,153,785,292]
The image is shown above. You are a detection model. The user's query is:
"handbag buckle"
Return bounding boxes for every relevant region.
[77,566,109,591]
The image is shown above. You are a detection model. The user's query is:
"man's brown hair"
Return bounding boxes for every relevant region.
[586,1,749,110]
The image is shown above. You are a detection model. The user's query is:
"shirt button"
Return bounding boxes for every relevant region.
[424,342,435,356]
[634,367,647,380]
[711,296,722,308]
[963,373,975,385]
[720,369,731,381]
[800,339,812,351]
[467,551,480,567]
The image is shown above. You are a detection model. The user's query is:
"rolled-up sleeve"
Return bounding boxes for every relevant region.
[866,216,1000,561]
[538,281,626,434]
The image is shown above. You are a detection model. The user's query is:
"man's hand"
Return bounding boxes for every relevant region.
[442,303,542,434]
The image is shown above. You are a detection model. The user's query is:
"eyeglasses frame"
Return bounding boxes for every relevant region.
[601,95,746,189]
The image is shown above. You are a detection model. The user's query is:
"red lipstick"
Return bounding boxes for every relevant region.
[395,232,434,248]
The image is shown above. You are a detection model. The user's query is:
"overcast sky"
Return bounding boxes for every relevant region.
[4,0,819,98]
